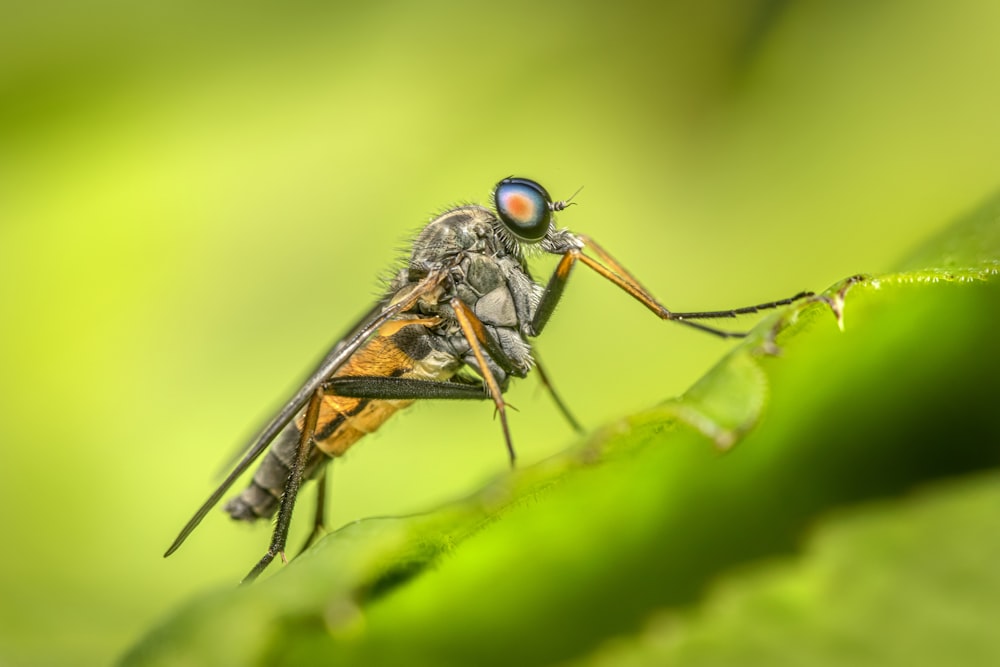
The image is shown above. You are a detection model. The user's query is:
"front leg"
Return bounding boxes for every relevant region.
[532,234,811,339]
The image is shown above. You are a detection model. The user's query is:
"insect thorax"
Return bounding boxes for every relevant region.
[391,205,542,385]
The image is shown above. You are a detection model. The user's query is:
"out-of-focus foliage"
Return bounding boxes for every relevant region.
[2,2,999,666]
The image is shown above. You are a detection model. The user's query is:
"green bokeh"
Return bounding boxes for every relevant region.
[2,2,999,665]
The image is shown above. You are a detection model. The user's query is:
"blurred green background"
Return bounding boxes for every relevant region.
[1,1,999,665]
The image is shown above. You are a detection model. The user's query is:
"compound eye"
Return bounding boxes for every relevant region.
[493,177,552,243]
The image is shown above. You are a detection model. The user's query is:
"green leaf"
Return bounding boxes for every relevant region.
[579,473,1000,667]
[122,192,1000,667]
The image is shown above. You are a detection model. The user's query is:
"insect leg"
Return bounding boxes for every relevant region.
[531,249,577,337]
[297,464,329,556]
[329,370,578,437]
[535,234,810,339]
[451,297,518,466]
[324,376,492,400]
[283,379,492,558]
[659,294,813,319]
[242,387,323,583]
[531,350,583,433]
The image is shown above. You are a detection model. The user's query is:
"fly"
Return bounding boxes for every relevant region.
[164,177,811,582]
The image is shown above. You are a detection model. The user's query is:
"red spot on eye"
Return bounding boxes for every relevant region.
[505,193,533,221]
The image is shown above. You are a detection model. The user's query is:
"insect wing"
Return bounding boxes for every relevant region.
[164,269,447,556]
[212,294,393,478]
